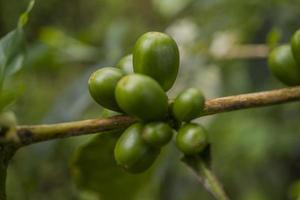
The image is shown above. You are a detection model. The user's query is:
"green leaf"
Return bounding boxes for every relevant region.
[0,86,24,112]
[6,54,24,76]
[0,0,34,110]
[0,0,34,85]
[0,29,25,81]
[39,27,98,62]
[71,131,155,200]
[18,0,35,28]
[289,181,300,200]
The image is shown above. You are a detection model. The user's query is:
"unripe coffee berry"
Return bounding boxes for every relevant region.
[268,45,300,86]
[172,88,205,122]
[142,122,173,148]
[88,67,123,111]
[115,74,168,121]
[116,54,133,74]
[114,123,160,173]
[133,32,179,91]
[176,123,207,155]
[291,29,300,65]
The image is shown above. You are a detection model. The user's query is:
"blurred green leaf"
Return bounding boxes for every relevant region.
[289,181,300,200]
[71,131,155,200]
[39,27,98,62]
[266,28,282,50]
[0,0,34,112]
[18,0,35,28]
[0,86,24,112]
[0,29,25,85]
[0,0,34,84]
[152,0,192,18]
[6,54,24,76]
[0,90,17,112]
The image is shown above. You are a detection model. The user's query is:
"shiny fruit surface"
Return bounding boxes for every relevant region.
[88,67,123,111]
[142,122,173,147]
[114,123,160,173]
[268,45,300,86]
[176,123,207,155]
[115,74,168,121]
[133,32,179,91]
[172,88,205,122]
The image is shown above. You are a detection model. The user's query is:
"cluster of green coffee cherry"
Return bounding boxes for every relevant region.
[268,29,300,86]
[88,32,207,173]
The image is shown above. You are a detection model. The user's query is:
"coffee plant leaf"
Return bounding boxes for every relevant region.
[71,131,157,200]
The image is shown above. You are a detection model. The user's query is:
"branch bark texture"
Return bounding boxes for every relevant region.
[15,86,300,147]
[201,86,300,116]
[0,144,16,200]
[17,115,136,146]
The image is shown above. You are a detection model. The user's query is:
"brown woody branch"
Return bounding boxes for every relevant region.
[15,86,300,147]
[212,44,269,60]
[16,115,136,147]
[201,86,300,116]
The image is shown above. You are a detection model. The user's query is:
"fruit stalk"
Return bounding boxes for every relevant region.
[182,156,230,200]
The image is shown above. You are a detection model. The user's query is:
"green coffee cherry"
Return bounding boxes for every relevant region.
[291,29,300,65]
[133,32,179,91]
[142,122,173,147]
[268,45,300,86]
[88,67,123,111]
[176,123,207,155]
[115,74,168,121]
[172,88,205,122]
[114,123,160,173]
[116,54,133,74]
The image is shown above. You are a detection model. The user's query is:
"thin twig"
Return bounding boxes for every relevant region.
[16,115,136,146]
[211,44,268,60]
[182,156,230,200]
[15,86,300,146]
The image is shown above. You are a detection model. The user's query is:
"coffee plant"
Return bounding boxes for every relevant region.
[1,1,300,200]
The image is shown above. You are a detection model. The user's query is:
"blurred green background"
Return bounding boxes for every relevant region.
[1,0,300,199]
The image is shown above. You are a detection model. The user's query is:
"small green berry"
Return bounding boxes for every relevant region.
[114,123,160,173]
[176,123,207,155]
[172,88,205,122]
[268,44,300,86]
[116,54,133,74]
[291,29,300,65]
[142,122,173,147]
[133,32,179,91]
[115,74,168,121]
[88,67,123,111]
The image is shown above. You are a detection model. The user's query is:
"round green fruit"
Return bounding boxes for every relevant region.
[142,122,173,147]
[116,54,133,74]
[291,29,300,65]
[268,45,300,86]
[114,123,160,173]
[88,67,123,111]
[133,32,179,91]
[115,74,168,121]
[172,88,205,122]
[176,123,207,155]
